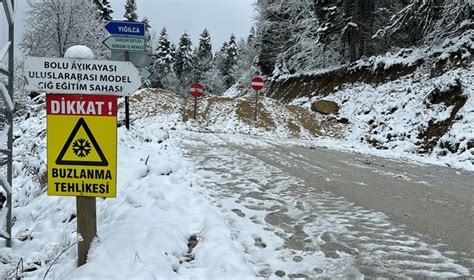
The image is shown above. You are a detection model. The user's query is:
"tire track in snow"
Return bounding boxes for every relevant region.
[178,132,471,278]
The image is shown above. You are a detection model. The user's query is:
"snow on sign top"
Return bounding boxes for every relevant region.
[251,76,264,91]
[24,56,141,96]
[190,83,204,97]
[64,45,94,60]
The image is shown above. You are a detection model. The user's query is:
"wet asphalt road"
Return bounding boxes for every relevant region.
[239,143,474,272]
[181,132,474,277]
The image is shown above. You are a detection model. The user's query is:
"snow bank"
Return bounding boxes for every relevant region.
[0,99,255,279]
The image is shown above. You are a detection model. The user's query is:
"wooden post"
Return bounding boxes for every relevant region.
[124,51,130,129]
[193,96,197,119]
[76,196,97,266]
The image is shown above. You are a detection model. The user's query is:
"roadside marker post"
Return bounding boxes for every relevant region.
[189,83,204,120]
[251,76,264,122]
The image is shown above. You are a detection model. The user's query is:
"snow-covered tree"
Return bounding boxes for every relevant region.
[374,0,473,47]
[202,64,227,95]
[247,26,256,45]
[192,28,213,82]
[221,34,239,88]
[93,0,113,21]
[21,0,106,58]
[142,17,153,55]
[155,28,174,69]
[152,27,175,88]
[255,0,293,76]
[426,0,472,44]
[124,0,138,22]
[231,28,259,88]
[173,32,193,95]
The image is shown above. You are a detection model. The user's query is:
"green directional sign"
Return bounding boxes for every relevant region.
[138,67,152,80]
[102,36,145,52]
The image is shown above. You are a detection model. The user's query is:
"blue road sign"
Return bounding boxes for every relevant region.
[105,21,145,37]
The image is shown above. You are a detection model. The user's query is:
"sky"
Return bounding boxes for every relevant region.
[0,0,256,57]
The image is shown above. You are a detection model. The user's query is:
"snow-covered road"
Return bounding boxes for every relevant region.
[178,131,473,278]
[4,113,472,279]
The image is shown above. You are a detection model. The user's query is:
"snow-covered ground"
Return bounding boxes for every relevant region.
[284,31,474,171]
[1,104,258,279]
[2,100,471,278]
[305,65,474,171]
[0,31,471,279]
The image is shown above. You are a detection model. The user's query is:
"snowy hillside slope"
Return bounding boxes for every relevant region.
[125,89,343,140]
[267,30,474,170]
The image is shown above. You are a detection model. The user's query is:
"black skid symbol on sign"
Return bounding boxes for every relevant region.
[56,117,108,166]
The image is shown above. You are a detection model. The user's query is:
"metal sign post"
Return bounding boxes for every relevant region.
[255,91,258,122]
[251,76,264,123]
[194,97,198,119]
[189,83,204,120]
[0,0,14,248]
[104,20,147,130]
[124,51,130,129]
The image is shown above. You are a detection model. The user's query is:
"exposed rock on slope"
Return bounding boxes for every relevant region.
[311,100,340,115]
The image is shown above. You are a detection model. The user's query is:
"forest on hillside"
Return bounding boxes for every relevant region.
[17,0,474,97]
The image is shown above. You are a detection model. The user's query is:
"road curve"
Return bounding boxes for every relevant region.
[239,143,474,272]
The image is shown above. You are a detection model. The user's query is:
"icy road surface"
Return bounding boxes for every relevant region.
[178,131,473,279]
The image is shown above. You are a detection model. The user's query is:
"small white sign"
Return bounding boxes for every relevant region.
[24,56,142,96]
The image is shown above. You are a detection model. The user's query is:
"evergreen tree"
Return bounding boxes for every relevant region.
[193,28,213,82]
[204,49,227,95]
[231,35,259,90]
[255,0,292,76]
[142,17,153,55]
[221,34,239,88]
[124,0,138,22]
[156,28,174,67]
[152,27,175,88]
[174,32,193,94]
[374,0,472,47]
[93,0,113,21]
[247,26,256,45]
[93,0,101,10]
[101,0,113,21]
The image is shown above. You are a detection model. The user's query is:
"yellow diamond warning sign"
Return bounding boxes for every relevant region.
[47,94,117,197]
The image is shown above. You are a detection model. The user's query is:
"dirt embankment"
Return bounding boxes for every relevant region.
[267,45,472,103]
[265,35,473,157]
[127,89,344,139]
